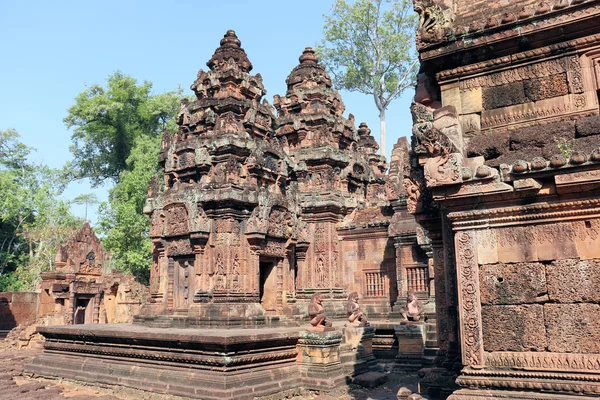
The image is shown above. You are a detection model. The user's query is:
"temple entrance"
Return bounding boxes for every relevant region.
[73,296,91,324]
[259,260,277,312]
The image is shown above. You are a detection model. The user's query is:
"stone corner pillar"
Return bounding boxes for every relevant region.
[394,321,425,371]
[297,330,344,390]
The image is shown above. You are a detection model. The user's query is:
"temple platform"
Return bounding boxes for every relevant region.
[25,321,387,399]
[25,324,302,399]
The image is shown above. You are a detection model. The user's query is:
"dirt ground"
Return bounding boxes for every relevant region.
[0,348,426,400]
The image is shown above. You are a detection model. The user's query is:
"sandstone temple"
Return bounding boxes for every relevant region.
[23,0,600,399]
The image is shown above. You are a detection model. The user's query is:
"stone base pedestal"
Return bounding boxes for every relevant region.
[25,324,300,400]
[340,326,385,385]
[448,367,600,400]
[297,330,345,390]
[448,389,600,400]
[394,322,425,372]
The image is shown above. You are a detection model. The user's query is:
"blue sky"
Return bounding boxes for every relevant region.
[0,0,415,226]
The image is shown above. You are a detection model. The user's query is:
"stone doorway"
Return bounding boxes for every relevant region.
[73,296,92,324]
[259,260,277,312]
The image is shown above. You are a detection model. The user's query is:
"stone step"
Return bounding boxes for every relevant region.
[352,371,388,388]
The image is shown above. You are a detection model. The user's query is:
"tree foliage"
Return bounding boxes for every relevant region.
[97,135,161,283]
[317,0,419,155]
[64,72,182,282]
[64,72,181,186]
[0,130,82,291]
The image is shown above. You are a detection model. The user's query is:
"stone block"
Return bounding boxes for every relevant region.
[572,219,600,260]
[546,259,600,303]
[474,229,498,265]
[481,305,547,352]
[466,132,509,160]
[544,303,600,354]
[297,330,343,365]
[441,86,462,115]
[343,326,375,354]
[534,222,579,261]
[352,371,387,388]
[509,120,575,152]
[482,81,527,110]
[496,226,538,263]
[479,262,547,305]
[460,88,483,114]
[397,387,413,400]
[395,322,424,355]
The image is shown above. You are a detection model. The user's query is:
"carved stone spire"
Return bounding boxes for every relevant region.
[274,47,355,152]
[357,122,379,155]
[206,29,253,72]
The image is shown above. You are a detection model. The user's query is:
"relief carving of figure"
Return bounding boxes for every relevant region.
[308,292,332,331]
[316,257,327,287]
[347,292,369,327]
[401,291,425,322]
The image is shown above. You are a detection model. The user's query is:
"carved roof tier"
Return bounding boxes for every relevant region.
[274,48,357,152]
[169,30,275,143]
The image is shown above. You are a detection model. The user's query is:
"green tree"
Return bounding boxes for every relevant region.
[0,129,34,283]
[65,72,182,281]
[64,72,181,186]
[0,130,82,291]
[97,135,161,283]
[317,0,419,156]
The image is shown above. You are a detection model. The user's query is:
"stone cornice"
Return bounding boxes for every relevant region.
[421,1,600,63]
[448,198,600,230]
[436,33,600,83]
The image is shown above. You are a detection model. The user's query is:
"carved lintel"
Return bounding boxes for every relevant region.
[245,232,265,249]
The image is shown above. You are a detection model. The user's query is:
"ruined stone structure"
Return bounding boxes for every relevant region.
[38,222,146,326]
[0,223,147,349]
[410,0,600,398]
[25,31,432,399]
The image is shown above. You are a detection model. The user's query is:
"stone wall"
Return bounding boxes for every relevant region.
[0,292,38,331]
[410,0,600,398]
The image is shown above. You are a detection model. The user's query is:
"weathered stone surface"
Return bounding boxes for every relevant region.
[461,113,481,134]
[467,133,510,160]
[574,135,600,154]
[545,304,600,354]
[460,88,482,114]
[352,371,387,388]
[523,73,569,102]
[509,120,575,152]
[488,148,542,168]
[575,115,600,138]
[546,259,600,303]
[441,86,462,114]
[479,263,547,305]
[482,82,527,110]
[496,226,538,263]
[481,305,547,352]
